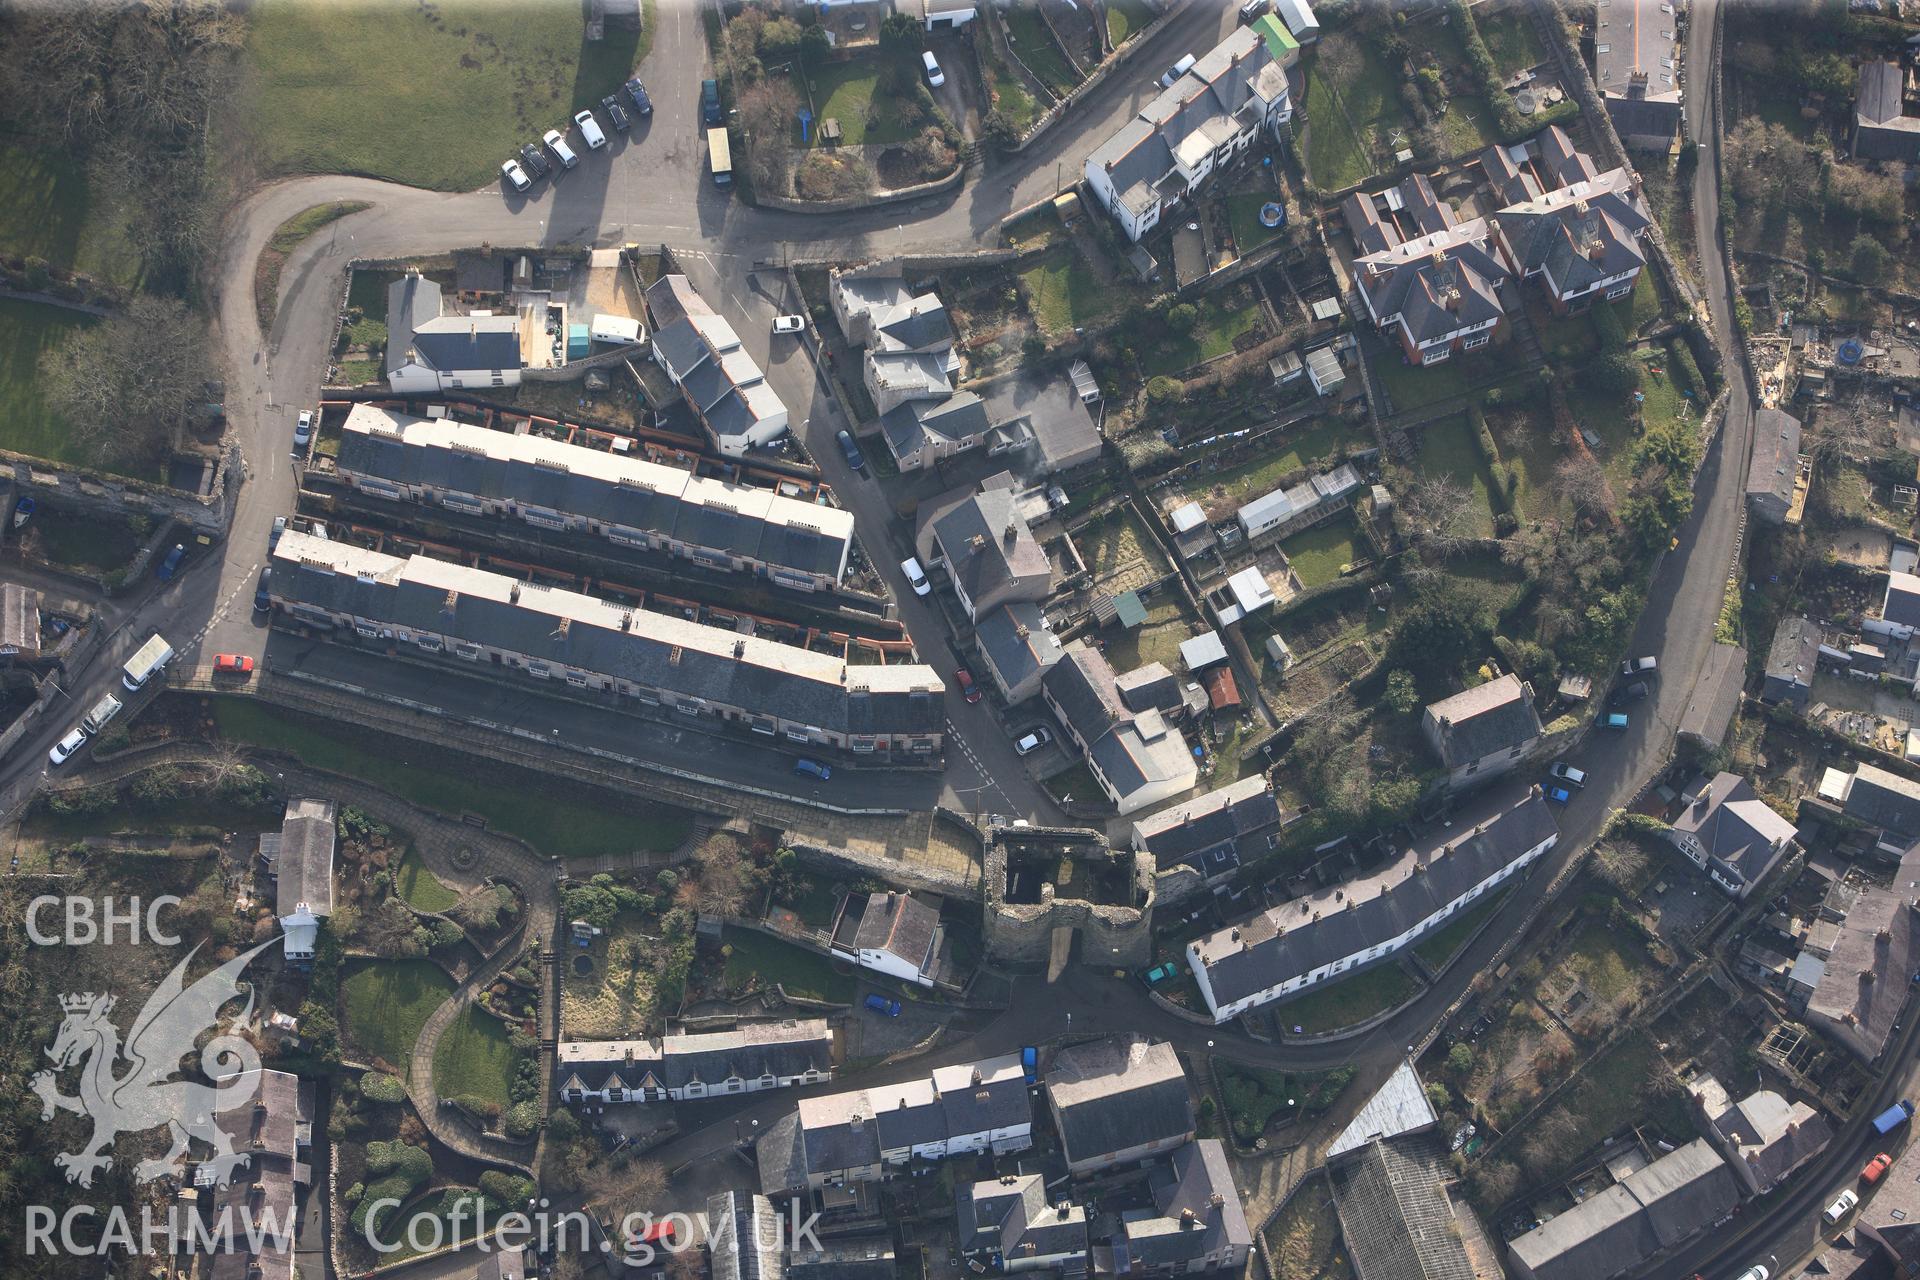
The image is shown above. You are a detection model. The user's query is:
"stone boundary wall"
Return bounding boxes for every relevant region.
[1005,0,1192,153]
[755,162,966,215]
[6,442,242,543]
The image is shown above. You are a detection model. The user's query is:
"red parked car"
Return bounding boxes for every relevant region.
[1864,1152,1894,1185]
[954,668,981,703]
[213,653,255,677]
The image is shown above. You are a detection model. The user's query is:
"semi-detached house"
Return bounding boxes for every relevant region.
[1084,17,1298,242]
[1483,126,1651,313]
[268,530,945,757]
[333,404,855,592]
[385,272,523,394]
[1187,786,1557,1021]
[645,274,789,456]
[1344,174,1508,366]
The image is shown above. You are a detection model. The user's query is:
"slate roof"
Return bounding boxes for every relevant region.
[1708,1087,1833,1193]
[1424,674,1542,769]
[880,391,991,461]
[1676,641,1746,747]
[337,406,852,580]
[1765,616,1820,694]
[957,1175,1088,1265]
[1346,189,1509,343]
[557,1019,831,1093]
[978,367,1105,474]
[925,486,1049,609]
[707,1190,785,1280]
[1046,1037,1194,1168]
[1325,1060,1438,1161]
[1130,775,1282,870]
[1493,179,1648,296]
[1047,644,1129,744]
[1507,1139,1738,1280]
[868,350,954,402]
[1333,1134,1476,1280]
[868,296,953,354]
[271,532,944,739]
[1841,762,1920,837]
[272,798,336,919]
[1593,0,1682,110]
[1807,841,1920,1060]
[1671,773,1798,886]
[1883,571,1920,630]
[642,275,785,445]
[0,583,39,656]
[1856,61,1920,161]
[1087,22,1293,219]
[1747,408,1804,507]
[1115,661,1182,713]
[385,273,520,378]
[786,1234,895,1280]
[1119,1139,1251,1271]
[976,599,1064,696]
[1046,643,1197,808]
[847,891,939,974]
[1192,786,1556,1010]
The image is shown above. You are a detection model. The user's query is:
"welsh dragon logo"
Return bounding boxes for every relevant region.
[30,938,275,1188]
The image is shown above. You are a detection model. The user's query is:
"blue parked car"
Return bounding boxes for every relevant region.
[11,496,34,528]
[836,429,866,471]
[1603,712,1629,730]
[155,543,185,582]
[1546,784,1573,804]
[864,993,901,1017]
[253,565,273,612]
[793,757,831,782]
[1021,1046,1038,1083]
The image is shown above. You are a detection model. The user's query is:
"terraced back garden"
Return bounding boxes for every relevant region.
[1280,514,1370,590]
[1300,32,1414,192]
[1176,415,1376,522]
[340,957,455,1073]
[563,909,668,1038]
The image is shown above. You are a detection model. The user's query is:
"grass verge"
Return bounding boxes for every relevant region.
[255,202,370,334]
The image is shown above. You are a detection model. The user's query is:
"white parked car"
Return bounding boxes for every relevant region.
[1825,1190,1860,1225]
[574,109,608,150]
[900,557,931,596]
[500,158,531,192]
[1014,727,1053,755]
[543,129,578,169]
[922,49,945,88]
[772,315,805,334]
[1160,53,1196,87]
[1548,762,1587,788]
[48,727,87,767]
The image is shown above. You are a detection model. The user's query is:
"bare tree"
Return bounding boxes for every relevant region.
[40,294,211,468]
[736,79,800,195]
[1398,474,1482,558]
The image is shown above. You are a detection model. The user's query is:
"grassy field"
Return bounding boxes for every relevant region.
[723,929,854,1004]
[1413,890,1507,969]
[394,846,462,914]
[1006,6,1082,97]
[1415,414,1501,533]
[1281,516,1366,589]
[244,1,653,190]
[0,298,95,466]
[1140,295,1266,377]
[1018,245,1138,335]
[1277,962,1418,1034]
[432,1006,518,1107]
[1370,346,1481,413]
[0,144,140,285]
[211,700,694,857]
[1565,341,1702,490]
[800,59,919,148]
[341,959,454,1071]
[1107,0,1157,44]
[1301,34,1409,191]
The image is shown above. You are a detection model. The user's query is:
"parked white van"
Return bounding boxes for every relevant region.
[543,129,579,170]
[1161,53,1197,87]
[901,557,931,596]
[573,109,608,150]
[81,693,123,735]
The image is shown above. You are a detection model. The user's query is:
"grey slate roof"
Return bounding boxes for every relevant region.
[558,1019,831,1093]
[1193,786,1556,1009]
[1765,616,1820,695]
[1131,775,1282,870]
[1708,1087,1832,1193]
[1494,197,1647,295]
[272,798,337,918]
[846,891,939,974]
[1885,572,1920,630]
[1424,674,1542,769]
[1046,644,1129,746]
[880,391,991,460]
[978,367,1105,474]
[1747,409,1804,506]
[1806,840,1920,1059]
[1120,1139,1251,1270]
[1843,762,1920,836]
[336,407,851,579]
[1115,661,1182,714]
[706,1190,785,1280]
[1046,1036,1194,1168]
[1671,773,1798,887]
[1355,228,1508,344]
[975,599,1064,696]
[1856,61,1920,161]
[386,273,441,379]
[1507,1139,1738,1280]
[786,1234,895,1280]
[272,533,942,740]
[386,273,519,377]
[0,583,39,656]
[1676,641,1746,747]
[869,296,953,353]
[927,486,1049,608]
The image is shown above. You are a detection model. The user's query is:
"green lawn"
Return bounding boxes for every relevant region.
[1277,962,1419,1034]
[1558,919,1657,1004]
[1437,93,1503,157]
[1108,0,1157,43]
[1226,193,1288,255]
[988,61,1040,132]
[1564,340,1701,490]
[1415,414,1500,534]
[1281,517,1366,588]
[723,929,854,1004]
[1301,35,1409,191]
[211,700,695,858]
[776,879,841,930]
[1218,1062,1355,1144]
[1475,6,1548,75]
[1140,296,1266,377]
[243,0,653,190]
[1189,417,1373,507]
[1044,761,1103,806]
[395,845,462,913]
[799,59,919,147]
[1413,890,1507,969]
[1018,246,1138,336]
[0,145,140,286]
[341,959,455,1071]
[432,1006,518,1108]
[0,298,95,466]
[1006,6,1081,97]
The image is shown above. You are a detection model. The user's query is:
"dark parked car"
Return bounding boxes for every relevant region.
[600,95,630,131]
[1608,680,1650,708]
[155,544,186,582]
[625,77,653,115]
[518,142,550,180]
[864,993,902,1017]
[836,429,866,471]
[253,566,273,613]
[700,78,723,126]
[955,667,981,703]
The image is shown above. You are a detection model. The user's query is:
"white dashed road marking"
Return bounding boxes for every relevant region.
[946,719,1013,812]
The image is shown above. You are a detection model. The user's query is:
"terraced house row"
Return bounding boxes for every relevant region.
[332,404,856,592]
[267,531,945,755]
